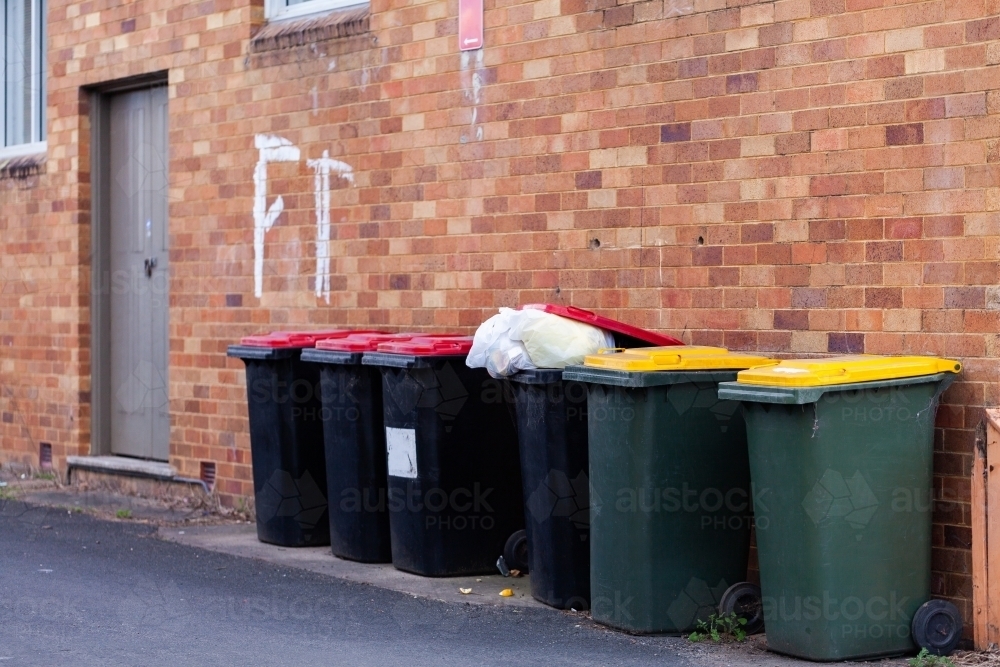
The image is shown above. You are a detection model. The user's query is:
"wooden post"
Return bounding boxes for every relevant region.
[973,410,1000,649]
[973,417,989,648]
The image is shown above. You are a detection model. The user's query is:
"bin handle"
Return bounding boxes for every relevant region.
[432,342,465,351]
[565,305,596,320]
[650,353,682,366]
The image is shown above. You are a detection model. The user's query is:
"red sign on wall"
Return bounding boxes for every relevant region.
[459,0,483,50]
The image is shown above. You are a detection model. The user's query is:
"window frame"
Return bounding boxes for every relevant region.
[264,0,367,23]
[0,0,46,158]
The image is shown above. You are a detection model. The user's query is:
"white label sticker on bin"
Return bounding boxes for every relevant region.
[386,427,418,479]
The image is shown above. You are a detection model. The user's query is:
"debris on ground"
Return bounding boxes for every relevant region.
[953,647,1000,666]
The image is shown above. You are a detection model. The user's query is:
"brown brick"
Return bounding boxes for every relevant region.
[943,287,985,309]
[775,132,811,155]
[791,287,827,308]
[865,287,903,309]
[661,123,692,142]
[575,171,602,189]
[967,17,1000,42]
[726,72,758,94]
[886,123,924,146]
[885,77,922,101]
[811,0,845,14]
[828,332,865,353]
[603,4,634,27]
[678,58,708,79]
[759,23,793,46]
[774,310,810,330]
[741,223,773,243]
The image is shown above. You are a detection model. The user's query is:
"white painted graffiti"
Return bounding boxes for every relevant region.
[252,135,355,301]
[307,150,354,303]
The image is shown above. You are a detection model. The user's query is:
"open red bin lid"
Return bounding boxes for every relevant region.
[521,304,683,347]
[315,332,419,352]
[375,335,474,356]
[240,329,384,349]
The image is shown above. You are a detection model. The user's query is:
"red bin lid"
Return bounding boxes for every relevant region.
[375,335,474,356]
[240,329,385,349]
[315,332,419,352]
[520,304,683,346]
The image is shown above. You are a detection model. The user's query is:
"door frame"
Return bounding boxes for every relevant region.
[88,71,169,457]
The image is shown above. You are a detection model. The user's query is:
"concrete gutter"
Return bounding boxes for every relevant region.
[158,523,543,610]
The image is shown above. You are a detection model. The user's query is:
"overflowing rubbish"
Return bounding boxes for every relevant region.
[467,307,614,378]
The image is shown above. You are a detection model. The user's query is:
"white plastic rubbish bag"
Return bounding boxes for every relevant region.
[467,308,615,378]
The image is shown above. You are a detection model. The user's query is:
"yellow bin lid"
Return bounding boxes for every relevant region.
[582,346,775,372]
[736,355,962,387]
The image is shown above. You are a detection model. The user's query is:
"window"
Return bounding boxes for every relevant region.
[265,0,366,22]
[1,0,45,156]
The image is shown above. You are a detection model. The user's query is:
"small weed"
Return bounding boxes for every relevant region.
[234,496,255,522]
[0,487,16,500]
[908,649,955,667]
[115,509,132,519]
[72,507,83,513]
[688,613,748,643]
[33,472,56,481]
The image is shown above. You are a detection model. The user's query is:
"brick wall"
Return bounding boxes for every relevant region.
[0,0,997,632]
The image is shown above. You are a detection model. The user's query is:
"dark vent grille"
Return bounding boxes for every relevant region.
[39,442,52,471]
[200,461,216,491]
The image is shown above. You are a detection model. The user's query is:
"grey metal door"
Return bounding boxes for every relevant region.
[108,86,170,460]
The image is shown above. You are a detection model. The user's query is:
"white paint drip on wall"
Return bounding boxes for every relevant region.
[460,49,485,142]
[307,151,355,303]
[360,48,387,96]
[253,134,300,299]
[664,0,694,17]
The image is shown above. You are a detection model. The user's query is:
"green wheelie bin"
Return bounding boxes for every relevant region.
[562,346,773,634]
[717,355,963,661]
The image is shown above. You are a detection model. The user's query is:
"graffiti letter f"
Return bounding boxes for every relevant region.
[253,134,300,299]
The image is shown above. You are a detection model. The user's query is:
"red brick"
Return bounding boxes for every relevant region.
[906,98,946,121]
[741,223,773,243]
[775,132,811,154]
[866,241,903,262]
[809,173,884,196]
[809,219,847,240]
[887,217,923,239]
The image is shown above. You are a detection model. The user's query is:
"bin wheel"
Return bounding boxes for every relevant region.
[911,599,962,656]
[503,530,530,574]
[718,582,764,635]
